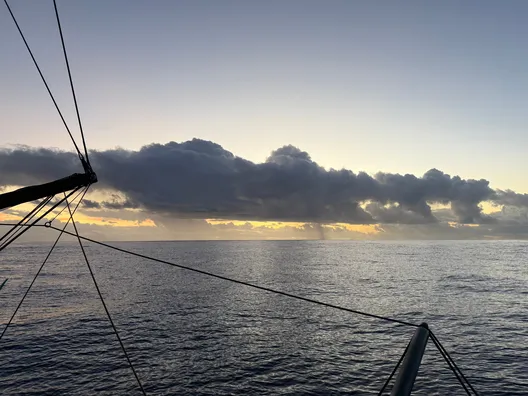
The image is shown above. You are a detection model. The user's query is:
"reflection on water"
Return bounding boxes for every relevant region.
[0,240,527,395]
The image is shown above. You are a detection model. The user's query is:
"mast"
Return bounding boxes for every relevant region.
[0,171,96,211]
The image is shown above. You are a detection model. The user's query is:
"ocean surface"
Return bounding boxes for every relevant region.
[0,240,527,395]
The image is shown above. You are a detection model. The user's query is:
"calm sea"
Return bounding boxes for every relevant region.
[0,240,527,395]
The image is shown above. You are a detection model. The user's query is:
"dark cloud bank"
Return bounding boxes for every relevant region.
[1,140,528,238]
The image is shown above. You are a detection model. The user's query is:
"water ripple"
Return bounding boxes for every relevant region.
[0,240,527,395]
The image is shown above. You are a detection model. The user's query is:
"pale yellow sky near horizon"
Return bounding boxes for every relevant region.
[0,196,504,240]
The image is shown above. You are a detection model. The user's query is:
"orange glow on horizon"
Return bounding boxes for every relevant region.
[0,213,22,222]
[206,219,306,229]
[55,213,156,228]
[207,219,381,234]
[448,222,480,228]
[330,223,381,234]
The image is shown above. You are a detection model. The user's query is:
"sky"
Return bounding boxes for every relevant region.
[1,1,528,240]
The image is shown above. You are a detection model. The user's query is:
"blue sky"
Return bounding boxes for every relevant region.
[1,0,527,192]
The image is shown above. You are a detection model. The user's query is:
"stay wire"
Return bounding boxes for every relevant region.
[429,330,479,395]
[47,188,87,224]
[0,186,89,340]
[3,0,84,161]
[0,224,46,227]
[0,187,81,253]
[64,198,147,395]
[53,0,89,164]
[0,196,55,250]
[0,195,52,239]
[429,332,472,395]
[45,226,419,328]
[0,196,53,244]
[0,193,68,251]
[377,339,412,395]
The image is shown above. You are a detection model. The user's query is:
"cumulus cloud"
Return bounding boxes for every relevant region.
[82,195,139,210]
[0,140,525,228]
[81,199,101,209]
[364,202,437,225]
[0,146,83,186]
[494,190,528,208]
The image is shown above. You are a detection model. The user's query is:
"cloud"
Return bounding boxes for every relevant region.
[101,196,139,210]
[374,168,495,223]
[82,196,139,210]
[82,199,101,209]
[364,202,437,225]
[494,190,528,208]
[0,140,526,229]
[0,146,83,186]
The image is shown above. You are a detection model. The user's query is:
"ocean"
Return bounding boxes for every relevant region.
[0,240,527,395]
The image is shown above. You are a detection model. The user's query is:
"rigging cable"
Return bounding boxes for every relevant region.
[0,195,53,244]
[0,196,55,251]
[53,0,90,165]
[429,332,471,395]
[0,186,89,340]
[0,187,82,252]
[429,330,479,395]
[45,226,419,328]
[49,226,481,395]
[2,0,85,164]
[46,187,89,225]
[377,339,411,395]
[64,198,147,395]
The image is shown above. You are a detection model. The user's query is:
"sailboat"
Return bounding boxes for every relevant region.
[0,1,480,395]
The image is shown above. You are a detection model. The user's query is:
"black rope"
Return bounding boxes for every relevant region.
[377,339,412,395]
[0,196,55,250]
[45,226,419,328]
[47,188,87,225]
[0,192,73,251]
[0,187,89,340]
[64,199,147,395]
[429,330,479,395]
[430,332,479,395]
[53,0,89,165]
[429,331,471,395]
[3,0,84,162]
[0,188,81,252]
[430,336,471,395]
[0,195,53,244]
[0,224,53,227]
